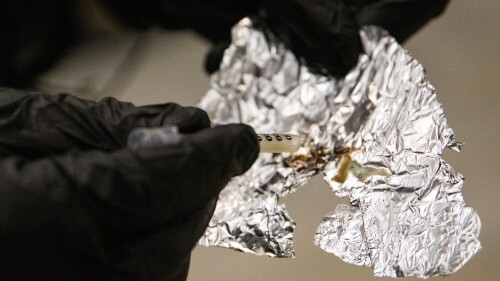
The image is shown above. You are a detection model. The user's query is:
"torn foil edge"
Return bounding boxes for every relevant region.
[197,17,481,277]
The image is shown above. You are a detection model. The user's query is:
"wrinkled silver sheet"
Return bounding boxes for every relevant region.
[198,18,481,277]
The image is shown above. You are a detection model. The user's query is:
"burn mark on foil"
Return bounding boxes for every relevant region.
[286,144,332,172]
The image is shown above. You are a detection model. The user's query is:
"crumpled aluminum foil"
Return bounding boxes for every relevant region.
[197,17,481,277]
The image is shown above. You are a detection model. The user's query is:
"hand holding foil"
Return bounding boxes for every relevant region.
[198,17,481,278]
[206,0,451,77]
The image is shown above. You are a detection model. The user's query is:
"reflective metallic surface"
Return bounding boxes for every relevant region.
[198,18,481,277]
[127,126,181,150]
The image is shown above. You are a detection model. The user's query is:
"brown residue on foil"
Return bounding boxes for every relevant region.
[286,143,332,172]
[331,147,359,184]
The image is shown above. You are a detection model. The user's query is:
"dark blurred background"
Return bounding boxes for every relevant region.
[35,0,499,280]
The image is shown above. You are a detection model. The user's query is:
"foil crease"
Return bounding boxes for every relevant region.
[198,17,481,277]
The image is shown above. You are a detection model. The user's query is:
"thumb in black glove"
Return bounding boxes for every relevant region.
[94,124,259,280]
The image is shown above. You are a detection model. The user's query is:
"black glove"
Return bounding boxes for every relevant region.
[0,1,81,88]
[0,0,450,87]
[357,0,450,43]
[205,0,451,76]
[0,0,260,88]
[0,88,259,281]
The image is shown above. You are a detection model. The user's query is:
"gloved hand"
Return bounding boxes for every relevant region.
[0,88,259,281]
[205,0,451,76]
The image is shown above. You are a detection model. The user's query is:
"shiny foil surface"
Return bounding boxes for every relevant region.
[198,18,481,277]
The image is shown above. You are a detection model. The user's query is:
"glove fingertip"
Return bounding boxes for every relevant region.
[204,41,231,74]
[160,105,210,133]
[188,124,260,177]
[178,106,211,133]
[224,124,260,175]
